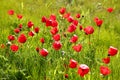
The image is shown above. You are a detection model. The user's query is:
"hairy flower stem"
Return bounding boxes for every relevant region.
[88,35,91,48]
[98,27,101,44]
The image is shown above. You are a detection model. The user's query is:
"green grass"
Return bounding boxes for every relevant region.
[0,0,120,80]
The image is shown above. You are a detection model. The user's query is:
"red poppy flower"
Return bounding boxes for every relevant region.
[19,24,22,28]
[63,13,70,19]
[8,35,15,41]
[76,13,81,18]
[107,8,113,13]
[102,57,110,64]
[65,74,68,78]
[67,24,77,33]
[108,46,118,56]
[72,44,82,52]
[34,27,40,33]
[79,25,83,30]
[39,48,48,57]
[17,14,23,19]
[8,10,14,15]
[18,34,27,43]
[52,41,62,50]
[46,19,52,27]
[36,47,40,52]
[41,16,47,23]
[59,7,66,15]
[72,20,78,26]
[50,14,56,20]
[67,16,74,23]
[28,31,35,37]
[95,19,103,27]
[53,34,60,41]
[50,27,58,35]
[84,26,94,35]
[10,44,19,52]
[69,59,78,68]
[40,38,45,44]
[27,21,34,28]
[100,66,111,76]
[14,28,20,33]
[70,35,78,43]
[78,64,90,77]
[51,20,58,27]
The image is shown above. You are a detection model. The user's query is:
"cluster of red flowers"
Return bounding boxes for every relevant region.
[100,46,118,76]
[69,59,89,77]
[7,10,41,53]
[3,6,117,79]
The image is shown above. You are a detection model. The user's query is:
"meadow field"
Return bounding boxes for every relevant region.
[0,0,120,80]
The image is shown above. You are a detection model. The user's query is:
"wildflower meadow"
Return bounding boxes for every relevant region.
[0,0,120,80]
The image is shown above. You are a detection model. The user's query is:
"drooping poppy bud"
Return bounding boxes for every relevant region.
[36,47,40,52]
[79,25,83,30]
[64,74,68,78]
[19,24,22,28]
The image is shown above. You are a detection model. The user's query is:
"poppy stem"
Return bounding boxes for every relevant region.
[98,27,101,43]
[88,35,91,47]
